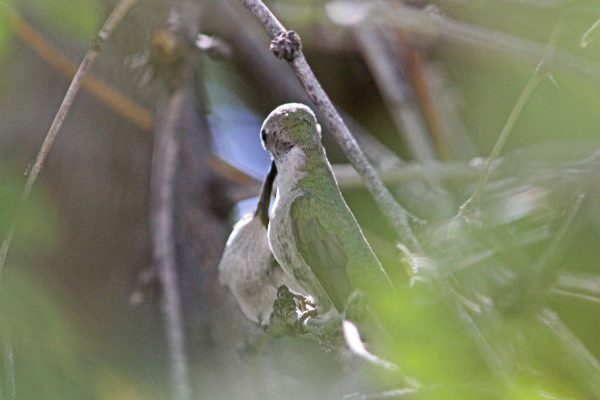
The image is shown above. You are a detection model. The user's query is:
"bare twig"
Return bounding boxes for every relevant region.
[354,25,454,218]
[459,26,560,217]
[0,230,14,281]
[580,18,600,48]
[1,323,15,400]
[343,387,419,400]
[0,0,138,275]
[424,63,477,160]
[401,44,452,160]
[241,0,421,251]
[10,8,152,130]
[12,10,265,199]
[354,27,435,161]
[532,191,585,277]
[538,308,600,395]
[150,91,192,400]
[230,160,487,202]
[333,160,485,189]
[214,1,405,170]
[552,272,600,304]
[458,68,545,217]
[377,2,600,86]
[441,282,513,385]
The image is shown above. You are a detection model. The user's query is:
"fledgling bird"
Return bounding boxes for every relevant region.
[218,161,303,326]
[261,103,394,316]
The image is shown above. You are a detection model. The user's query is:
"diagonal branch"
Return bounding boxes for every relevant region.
[539,308,600,395]
[240,0,421,251]
[0,0,139,277]
[354,26,435,161]
[10,8,153,130]
[458,27,560,218]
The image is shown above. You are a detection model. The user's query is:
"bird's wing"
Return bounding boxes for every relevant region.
[290,193,353,311]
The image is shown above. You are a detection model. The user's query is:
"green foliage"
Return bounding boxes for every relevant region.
[0,170,57,252]
[0,0,15,61]
[23,0,101,39]
[1,274,93,400]
[0,171,77,399]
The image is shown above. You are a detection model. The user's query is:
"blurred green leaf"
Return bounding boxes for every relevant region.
[27,0,101,39]
[1,274,93,400]
[0,170,58,251]
[0,0,16,61]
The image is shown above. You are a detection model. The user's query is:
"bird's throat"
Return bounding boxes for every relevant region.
[275,146,307,195]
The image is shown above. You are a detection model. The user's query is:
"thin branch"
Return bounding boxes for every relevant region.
[215,1,405,170]
[333,160,483,189]
[0,230,14,282]
[10,8,152,130]
[424,63,478,160]
[552,272,600,302]
[440,281,513,385]
[532,191,584,278]
[241,0,421,251]
[343,387,419,400]
[402,44,453,160]
[1,323,15,400]
[354,27,435,161]
[0,0,138,276]
[378,2,600,86]
[580,18,600,48]
[459,69,544,216]
[150,91,192,400]
[538,308,600,395]
[12,10,265,196]
[354,25,455,218]
[230,160,488,202]
[459,26,560,217]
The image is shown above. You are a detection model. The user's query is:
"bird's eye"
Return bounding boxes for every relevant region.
[261,129,267,142]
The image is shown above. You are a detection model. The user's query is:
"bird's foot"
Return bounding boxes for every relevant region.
[299,309,318,324]
[289,290,316,312]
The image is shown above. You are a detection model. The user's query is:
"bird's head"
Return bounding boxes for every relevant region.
[260,103,322,161]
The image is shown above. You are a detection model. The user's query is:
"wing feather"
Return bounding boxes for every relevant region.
[291,194,353,311]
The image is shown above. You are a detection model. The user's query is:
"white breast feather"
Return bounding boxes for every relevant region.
[275,146,306,197]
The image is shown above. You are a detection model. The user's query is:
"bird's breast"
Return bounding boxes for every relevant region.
[267,190,300,271]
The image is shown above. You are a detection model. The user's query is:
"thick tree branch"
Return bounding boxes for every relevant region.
[241,0,421,251]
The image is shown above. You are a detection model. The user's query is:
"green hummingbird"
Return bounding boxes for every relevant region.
[261,103,394,316]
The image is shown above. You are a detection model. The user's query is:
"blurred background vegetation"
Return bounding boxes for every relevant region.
[0,0,599,399]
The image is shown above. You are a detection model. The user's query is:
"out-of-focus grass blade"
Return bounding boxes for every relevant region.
[580,18,600,48]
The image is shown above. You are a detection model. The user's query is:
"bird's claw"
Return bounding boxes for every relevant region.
[299,309,318,324]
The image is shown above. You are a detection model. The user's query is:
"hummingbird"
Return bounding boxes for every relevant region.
[260,103,394,316]
[219,161,307,326]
